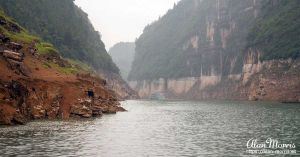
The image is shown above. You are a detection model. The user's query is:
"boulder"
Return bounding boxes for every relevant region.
[70,101,93,118]
[116,106,127,112]
[107,106,117,114]
[6,58,31,77]
[3,50,23,62]
[6,58,22,66]
[12,111,27,125]
[31,104,46,119]
[8,42,23,51]
[91,105,103,117]
[92,109,103,117]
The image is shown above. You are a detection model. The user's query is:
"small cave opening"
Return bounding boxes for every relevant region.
[87,90,94,98]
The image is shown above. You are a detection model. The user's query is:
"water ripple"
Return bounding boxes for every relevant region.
[0,100,299,156]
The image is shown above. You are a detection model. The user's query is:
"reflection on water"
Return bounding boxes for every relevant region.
[0,100,300,156]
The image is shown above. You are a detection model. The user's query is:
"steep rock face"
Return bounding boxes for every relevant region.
[129,0,300,102]
[0,13,125,125]
[129,0,261,80]
[241,50,300,102]
[129,76,222,98]
[130,56,300,102]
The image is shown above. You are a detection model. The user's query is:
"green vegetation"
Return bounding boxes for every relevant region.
[0,11,60,55]
[0,10,22,29]
[129,0,253,80]
[9,31,40,44]
[0,0,119,73]
[42,63,51,69]
[247,0,300,60]
[129,0,300,81]
[0,26,40,44]
[49,62,79,75]
[66,59,92,72]
[0,10,40,44]
[42,62,79,75]
[129,1,201,80]
[0,11,85,76]
[35,42,59,55]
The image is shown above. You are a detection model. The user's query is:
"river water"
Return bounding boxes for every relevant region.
[0,100,299,156]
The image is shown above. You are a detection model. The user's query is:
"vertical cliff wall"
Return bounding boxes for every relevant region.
[129,0,300,102]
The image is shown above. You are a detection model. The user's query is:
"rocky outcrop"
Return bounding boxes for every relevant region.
[0,76,126,125]
[0,14,126,126]
[244,58,300,102]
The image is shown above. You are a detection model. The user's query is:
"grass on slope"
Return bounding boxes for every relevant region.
[0,10,91,75]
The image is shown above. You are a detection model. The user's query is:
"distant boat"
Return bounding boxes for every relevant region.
[149,92,165,100]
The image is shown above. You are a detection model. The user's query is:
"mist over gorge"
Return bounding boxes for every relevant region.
[109,42,135,82]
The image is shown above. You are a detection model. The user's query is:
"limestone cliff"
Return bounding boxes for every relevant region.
[0,12,125,125]
[130,51,300,102]
[129,0,300,102]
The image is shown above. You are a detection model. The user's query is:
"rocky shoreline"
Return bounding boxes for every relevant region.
[0,77,127,125]
[0,13,127,126]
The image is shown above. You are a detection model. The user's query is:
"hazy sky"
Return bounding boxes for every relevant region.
[74,0,180,49]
